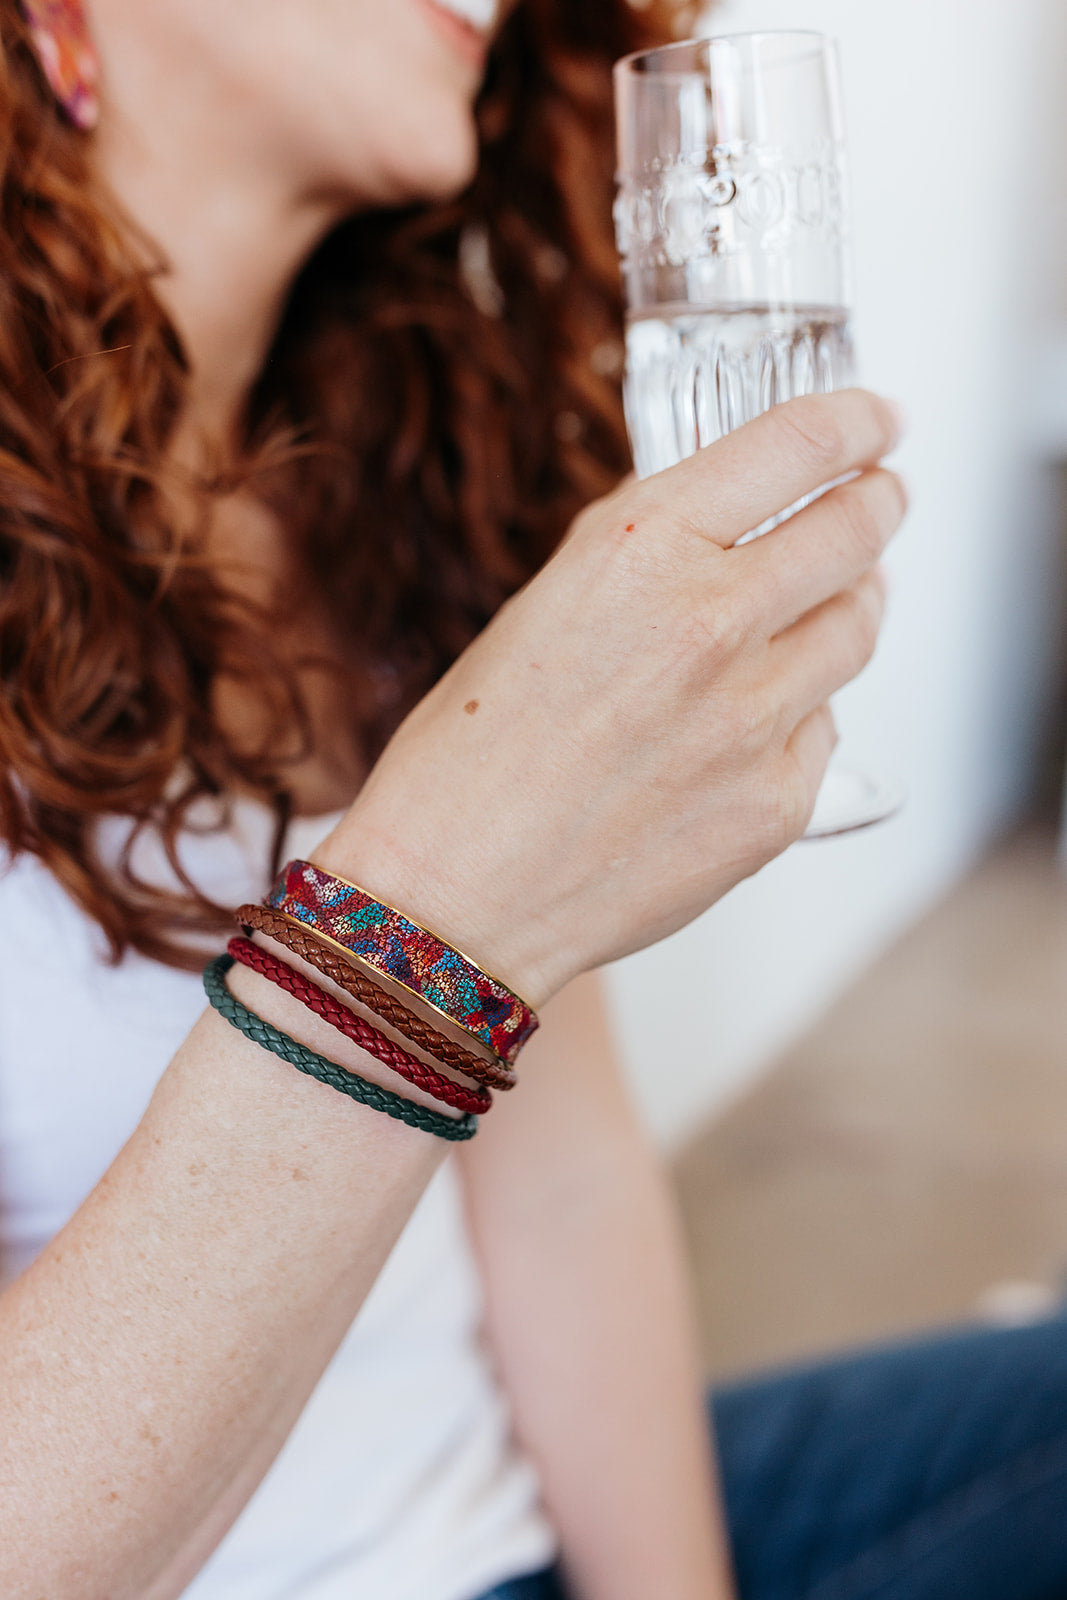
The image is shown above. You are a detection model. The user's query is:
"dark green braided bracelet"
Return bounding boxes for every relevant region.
[202,954,477,1142]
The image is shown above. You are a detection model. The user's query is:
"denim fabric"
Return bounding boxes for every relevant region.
[474,1573,568,1600]
[473,1316,1067,1600]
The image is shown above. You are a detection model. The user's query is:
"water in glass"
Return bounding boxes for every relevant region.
[625,303,855,479]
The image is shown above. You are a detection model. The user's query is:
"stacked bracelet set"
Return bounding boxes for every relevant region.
[202,859,538,1142]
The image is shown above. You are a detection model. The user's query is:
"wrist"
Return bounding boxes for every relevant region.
[309,802,564,1012]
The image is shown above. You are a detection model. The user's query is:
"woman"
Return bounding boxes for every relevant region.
[2,5,1059,1600]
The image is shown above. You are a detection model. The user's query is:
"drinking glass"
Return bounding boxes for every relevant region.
[613,31,901,837]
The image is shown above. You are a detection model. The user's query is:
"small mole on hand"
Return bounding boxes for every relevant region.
[625,522,636,533]
[464,699,480,715]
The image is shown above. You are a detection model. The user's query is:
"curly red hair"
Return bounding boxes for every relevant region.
[0,0,697,966]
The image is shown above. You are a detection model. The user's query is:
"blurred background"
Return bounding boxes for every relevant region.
[608,0,1067,1376]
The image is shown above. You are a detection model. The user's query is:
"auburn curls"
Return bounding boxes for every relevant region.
[0,0,697,968]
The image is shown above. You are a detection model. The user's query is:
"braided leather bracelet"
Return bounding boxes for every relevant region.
[266,859,538,1064]
[235,904,517,1092]
[227,936,491,1116]
[203,955,477,1142]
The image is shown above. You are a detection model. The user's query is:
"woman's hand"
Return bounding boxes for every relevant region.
[317,388,906,1007]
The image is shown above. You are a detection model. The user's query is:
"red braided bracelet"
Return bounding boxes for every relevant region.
[226,937,492,1116]
[235,903,516,1092]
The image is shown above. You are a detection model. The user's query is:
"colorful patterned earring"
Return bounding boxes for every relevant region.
[20,0,99,131]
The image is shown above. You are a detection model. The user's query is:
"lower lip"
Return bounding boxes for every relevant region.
[418,0,490,69]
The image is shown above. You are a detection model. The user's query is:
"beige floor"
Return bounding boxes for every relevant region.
[673,825,1067,1383]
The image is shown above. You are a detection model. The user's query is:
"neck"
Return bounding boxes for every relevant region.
[90,35,347,446]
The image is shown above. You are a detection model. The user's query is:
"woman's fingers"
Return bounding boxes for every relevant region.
[769,567,888,726]
[633,388,904,549]
[738,467,907,635]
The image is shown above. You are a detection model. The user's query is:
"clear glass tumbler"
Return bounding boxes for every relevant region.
[613,32,901,837]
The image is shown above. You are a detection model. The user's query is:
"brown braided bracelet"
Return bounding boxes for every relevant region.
[234,903,517,1093]
[226,937,491,1115]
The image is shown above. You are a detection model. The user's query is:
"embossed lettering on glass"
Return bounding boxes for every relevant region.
[614,32,901,837]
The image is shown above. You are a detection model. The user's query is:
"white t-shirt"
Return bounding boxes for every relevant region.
[0,800,557,1600]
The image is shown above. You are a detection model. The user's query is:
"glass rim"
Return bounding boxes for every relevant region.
[614,29,835,78]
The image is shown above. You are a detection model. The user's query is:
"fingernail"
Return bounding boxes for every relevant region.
[887,400,909,446]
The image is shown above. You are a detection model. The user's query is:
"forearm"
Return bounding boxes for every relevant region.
[503,1136,731,1600]
[461,977,735,1600]
[0,965,444,1600]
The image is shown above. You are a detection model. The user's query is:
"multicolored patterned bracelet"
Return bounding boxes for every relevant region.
[265,859,539,1065]
[203,955,477,1142]
[235,903,517,1093]
[227,937,491,1116]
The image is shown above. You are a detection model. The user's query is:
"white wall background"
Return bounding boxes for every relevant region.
[609,0,1067,1145]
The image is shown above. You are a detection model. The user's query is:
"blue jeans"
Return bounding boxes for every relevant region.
[476,1316,1067,1600]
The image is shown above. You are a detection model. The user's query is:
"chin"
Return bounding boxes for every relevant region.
[381,110,481,206]
[414,140,480,202]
